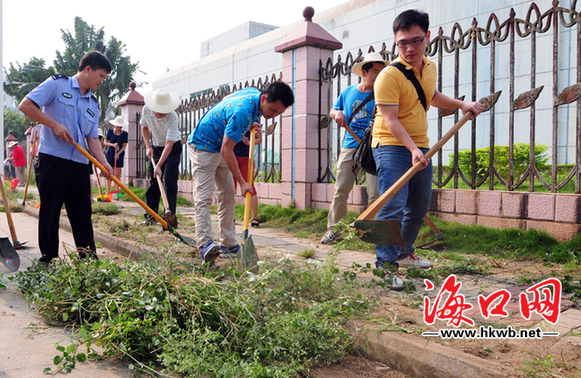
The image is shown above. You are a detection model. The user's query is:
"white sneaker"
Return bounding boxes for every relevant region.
[397,252,433,269]
[385,270,405,291]
[320,229,343,245]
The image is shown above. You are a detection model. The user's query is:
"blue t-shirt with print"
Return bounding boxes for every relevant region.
[188,88,261,153]
[333,86,375,149]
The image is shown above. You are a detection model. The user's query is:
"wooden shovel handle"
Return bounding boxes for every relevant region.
[72,142,169,229]
[242,126,256,237]
[22,131,38,205]
[356,111,473,221]
[344,123,361,144]
[0,176,19,244]
[149,157,171,213]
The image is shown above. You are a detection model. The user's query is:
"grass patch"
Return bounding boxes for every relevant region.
[11,251,369,376]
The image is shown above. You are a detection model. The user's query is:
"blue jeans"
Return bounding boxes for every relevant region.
[373,145,433,268]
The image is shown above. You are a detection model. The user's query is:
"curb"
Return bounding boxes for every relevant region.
[21,205,517,377]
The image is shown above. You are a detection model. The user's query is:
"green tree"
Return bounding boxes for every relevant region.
[54,17,138,121]
[3,57,56,104]
[3,108,29,141]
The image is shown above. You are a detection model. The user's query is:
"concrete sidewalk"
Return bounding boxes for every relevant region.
[1,198,580,377]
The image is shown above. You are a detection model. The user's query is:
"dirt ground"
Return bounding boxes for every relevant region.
[90,201,581,377]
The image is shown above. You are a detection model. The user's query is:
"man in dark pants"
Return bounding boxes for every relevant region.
[18,51,113,265]
[140,89,182,223]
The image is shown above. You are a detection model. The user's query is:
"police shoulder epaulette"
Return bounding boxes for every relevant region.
[51,74,68,80]
[91,95,100,108]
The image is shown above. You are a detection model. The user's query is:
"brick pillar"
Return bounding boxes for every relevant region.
[116,82,144,185]
[275,7,342,209]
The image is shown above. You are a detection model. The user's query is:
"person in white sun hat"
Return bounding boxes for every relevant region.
[104,115,129,194]
[320,52,388,246]
[140,89,182,225]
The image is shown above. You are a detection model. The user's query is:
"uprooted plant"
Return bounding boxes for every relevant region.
[11,249,372,376]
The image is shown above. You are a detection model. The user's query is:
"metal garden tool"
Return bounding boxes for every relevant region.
[239,126,259,269]
[72,142,196,248]
[19,130,37,206]
[0,175,26,249]
[351,91,501,244]
[149,156,178,228]
[345,123,444,240]
[0,236,20,272]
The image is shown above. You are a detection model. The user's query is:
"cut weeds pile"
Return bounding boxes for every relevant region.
[10,250,370,376]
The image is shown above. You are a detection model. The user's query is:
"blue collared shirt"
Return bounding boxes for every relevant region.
[333,85,375,149]
[26,75,100,164]
[187,87,261,153]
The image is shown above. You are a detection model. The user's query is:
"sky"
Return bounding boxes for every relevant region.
[1,0,341,95]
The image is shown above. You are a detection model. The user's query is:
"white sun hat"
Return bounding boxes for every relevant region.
[109,115,129,128]
[351,52,389,77]
[144,89,180,114]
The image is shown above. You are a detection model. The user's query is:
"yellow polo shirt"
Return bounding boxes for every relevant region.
[372,56,437,149]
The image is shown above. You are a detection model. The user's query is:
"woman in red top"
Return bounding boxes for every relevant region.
[8,141,26,186]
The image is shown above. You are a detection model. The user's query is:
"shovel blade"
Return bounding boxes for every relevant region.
[353,219,405,245]
[239,235,259,271]
[0,237,20,272]
[173,231,197,248]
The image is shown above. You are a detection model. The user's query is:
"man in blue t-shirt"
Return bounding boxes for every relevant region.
[187,81,294,263]
[321,52,388,245]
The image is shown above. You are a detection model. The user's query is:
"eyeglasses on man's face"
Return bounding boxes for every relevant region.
[395,35,426,48]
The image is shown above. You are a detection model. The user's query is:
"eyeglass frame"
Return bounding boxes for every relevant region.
[395,34,427,48]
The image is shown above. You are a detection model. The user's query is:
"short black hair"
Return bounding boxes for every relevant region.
[362,61,386,72]
[393,9,429,34]
[78,51,112,74]
[263,81,294,107]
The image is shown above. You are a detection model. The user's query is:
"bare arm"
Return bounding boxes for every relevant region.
[141,126,153,159]
[153,140,174,178]
[87,137,113,176]
[19,98,74,144]
[330,108,346,127]
[431,90,483,117]
[221,136,252,196]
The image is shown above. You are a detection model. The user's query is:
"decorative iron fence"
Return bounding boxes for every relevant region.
[174,73,283,183]
[319,1,581,194]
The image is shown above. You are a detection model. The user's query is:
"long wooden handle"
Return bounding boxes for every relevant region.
[72,142,169,229]
[150,157,171,212]
[22,131,38,205]
[0,176,18,243]
[242,127,256,238]
[344,123,362,144]
[356,111,473,221]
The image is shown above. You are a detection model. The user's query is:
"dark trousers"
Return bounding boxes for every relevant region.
[146,142,182,215]
[35,153,95,262]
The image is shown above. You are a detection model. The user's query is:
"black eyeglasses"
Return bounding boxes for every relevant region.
[395,35,426,48]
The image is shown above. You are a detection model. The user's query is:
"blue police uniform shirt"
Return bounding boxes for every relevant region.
[187,87,261,153]
[333,85,375,149]
[25,74,100,164]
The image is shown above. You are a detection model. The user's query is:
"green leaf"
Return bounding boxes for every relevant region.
[62,313,69,322]
[76,353,87,363]
[53,355,63,365]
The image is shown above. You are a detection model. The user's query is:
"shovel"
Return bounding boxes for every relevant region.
[238,126,259,269]
[95,167,112,202]
[149,156,178,228]
[19,130,37,206]
[0,237,20,272]
[352,91,501,244]
[345,123,444,240]
[72,142,197,248]
[0,175,26,249]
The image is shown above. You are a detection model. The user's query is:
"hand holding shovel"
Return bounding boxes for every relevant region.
[149,156,178,228]
[239,126,259,270]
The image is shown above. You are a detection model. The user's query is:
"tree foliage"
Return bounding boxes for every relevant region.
[55,17,138,122]
[3,17,138,123]
[3,57,56,104]
[3,108,29,141]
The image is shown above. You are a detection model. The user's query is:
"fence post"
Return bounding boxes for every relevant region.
[116,82,145,185]
[274,6,342,209]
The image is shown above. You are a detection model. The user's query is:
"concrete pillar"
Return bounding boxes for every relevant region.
[116,82,144,185]
[275,6,342,209]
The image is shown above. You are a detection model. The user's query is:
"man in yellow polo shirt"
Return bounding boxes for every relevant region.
[373,9,483,290]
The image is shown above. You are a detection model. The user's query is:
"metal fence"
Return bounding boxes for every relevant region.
[319,1,581,194]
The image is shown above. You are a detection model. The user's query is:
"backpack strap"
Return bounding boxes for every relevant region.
[389,62,427,111]
[347,91,375,126]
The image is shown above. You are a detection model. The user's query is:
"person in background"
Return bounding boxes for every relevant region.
[372,10,483,290]
[233,126,263,227]
[187,81,294,263]
[103,115,129,194]
[140,89,182,225]
[18,50,113,265]
[8,141,26,186]
[320,52,387,245]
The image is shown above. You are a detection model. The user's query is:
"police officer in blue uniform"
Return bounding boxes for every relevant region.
[19,51,113,265]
